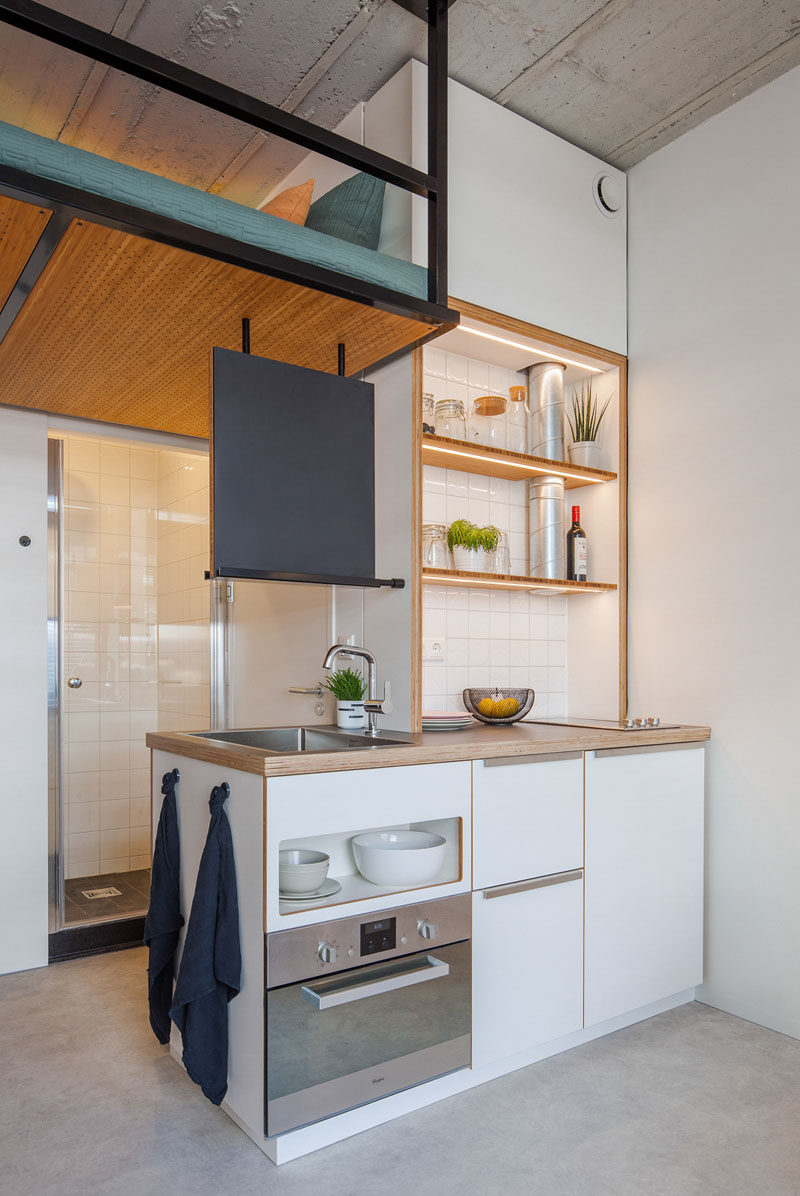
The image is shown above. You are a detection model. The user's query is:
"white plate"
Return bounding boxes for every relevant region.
[423,722,473,732]
[279,878,342,902]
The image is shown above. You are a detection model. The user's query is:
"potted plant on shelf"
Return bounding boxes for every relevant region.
[566,380,612,468]
[322,667,367,729]
[447,520,501,573]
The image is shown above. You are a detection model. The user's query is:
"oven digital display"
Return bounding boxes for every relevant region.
[360,917,396,956]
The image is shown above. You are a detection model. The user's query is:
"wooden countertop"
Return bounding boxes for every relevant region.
[146,722,710,778]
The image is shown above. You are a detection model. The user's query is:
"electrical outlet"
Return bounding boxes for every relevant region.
[422,636,446,663]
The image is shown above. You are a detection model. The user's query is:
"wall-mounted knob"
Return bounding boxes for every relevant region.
[417,920,438,940]
[19,535,31,547]
[318,943,337,964]
[67,677,82,689]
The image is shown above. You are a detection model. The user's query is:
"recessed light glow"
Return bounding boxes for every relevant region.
[422,571,611,594]
[422,442,603,483]
[459,325,605,374]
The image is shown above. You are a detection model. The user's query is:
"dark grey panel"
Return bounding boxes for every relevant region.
[212,347,375,581]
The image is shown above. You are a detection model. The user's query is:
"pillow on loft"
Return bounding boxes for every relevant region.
[260,178,314,225]
[305,172,386,250]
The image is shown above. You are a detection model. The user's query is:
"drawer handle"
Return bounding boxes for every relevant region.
[593,742,705,759]
[482,869,583,900]
[300,955,449,1010]
[483,751,582,768]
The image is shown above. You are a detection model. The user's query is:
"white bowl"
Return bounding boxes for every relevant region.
[279,849,330,894]
[352,830,446,887]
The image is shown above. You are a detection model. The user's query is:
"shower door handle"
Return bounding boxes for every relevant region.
[67,677,82,689]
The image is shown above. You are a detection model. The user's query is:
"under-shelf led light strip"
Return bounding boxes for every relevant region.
[422,571,612,594]
[458,325,606,374]
[421,442,604,483]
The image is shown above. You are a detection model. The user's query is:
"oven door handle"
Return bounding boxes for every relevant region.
[300,955,450,1011]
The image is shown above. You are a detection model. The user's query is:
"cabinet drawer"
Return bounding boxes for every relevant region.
[472,754,583,889]
[472,871,584,1069]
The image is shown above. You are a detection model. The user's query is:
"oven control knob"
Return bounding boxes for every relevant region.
[417,920,438,940]
[318,943,337,964]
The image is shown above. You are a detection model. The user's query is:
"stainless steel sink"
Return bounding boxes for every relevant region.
[189,725,413,754]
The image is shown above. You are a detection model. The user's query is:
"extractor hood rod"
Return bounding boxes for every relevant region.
[241,318,250,355]
[337,342,345,376]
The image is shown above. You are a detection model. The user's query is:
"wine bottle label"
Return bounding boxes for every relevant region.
[575,539,587,577]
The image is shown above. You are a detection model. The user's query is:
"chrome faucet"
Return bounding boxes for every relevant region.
[322,644,392,737]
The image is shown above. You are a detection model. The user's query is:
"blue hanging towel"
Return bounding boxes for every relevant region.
[170,782,241,1106]
[144,769,184,1045]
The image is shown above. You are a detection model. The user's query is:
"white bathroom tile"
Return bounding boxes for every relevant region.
[66,502,100,534]
[468,498,491,527]
[67,712,99,743]
[490,639,511,666]
[68,741,99,773]
[68,438,99,473]
[99,563,129,594]
[446,610,469,639]
[68,470,101,504]
[99,769,130,800]
[533,692,549,717]
[549,640,567,666]
[421,693,446,714]
[468,610,490,639]
[67,772,100,802]
[422,465,447,494]
[130,796,150,828]
[510,665,531,688]
[509,589,529,612]
[532,666,549,691]
[130,478,157,509]
[467,472,491,501]
[68,802,99,834]
[422,586,447,609]
[509,531,527,562]
[489,611,510,639]
[531,594,549,614]
[549,666,567,691]
[69,830,99,862]
[531,613,549,640]
[509,640,529,668]
[425,608,446,638]
[426,374,447,405]
[424,346,446,378]
[491,666,510,689]
[100,504,129,536]
[489,365,508,393]
[447,638,469,666]
[510,611,529,639]
[100,828,129,858]
[510,558,526,576]
[99,798,130,831]
[100,473,129,507]
[446,666,469,695]
[129,448,157,480]
[65,679,101,713]
[509,505,527,534]
[548,594,567,614]
[99,593,131,624]
[468,638,490,666]
[422,492,447,524]
[549,692,567,716]
[100,855,131,874]
[469,666,491,687]
[446,495,469,523]
[467,359,489,388]
[66,530,100,564]
[468,589,490,611]
[99,740,130,771]
[67,562,99,593]
[67,591,100,623]
[130,825,151,856]
[488,476,510,503]
[445,354,469,384]
[548,614,567,641]
[489,501,510,533]
[99,711,129,741]
[509,482,527,507]
[489,589,510,613]
[445,587,469,610]
[446,469,469,499]
[531,639,549,666]
[422,663,446,695]
[130,768,150,799]
[99,442,129,477]
[98,533,129,564]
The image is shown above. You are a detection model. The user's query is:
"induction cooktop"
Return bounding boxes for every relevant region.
[528,715,680,731]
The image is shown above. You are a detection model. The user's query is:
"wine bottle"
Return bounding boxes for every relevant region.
[566,505,587,581]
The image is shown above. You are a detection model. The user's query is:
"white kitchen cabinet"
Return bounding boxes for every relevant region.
[584,743,705,1026]
[472,753,584,890]
[472,870,584,1069]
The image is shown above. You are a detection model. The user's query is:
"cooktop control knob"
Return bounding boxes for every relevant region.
[624,717,635,728]
[635,717,648,727]
[417,920,438,940]
[318,943,337,964]
[649,716,660,726]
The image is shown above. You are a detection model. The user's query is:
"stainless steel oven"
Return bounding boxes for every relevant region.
[265,893,471,1136]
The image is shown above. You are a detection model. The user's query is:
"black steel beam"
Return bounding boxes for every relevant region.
[427,0,448,305]
[0,167,460,332]
[209,568,405,589]
[0,0,436,198]
[0,207,70,343]
[391,0,459,20]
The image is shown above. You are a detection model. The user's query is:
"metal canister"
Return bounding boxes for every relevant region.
[529,475,566,578]
[527,362,567,460]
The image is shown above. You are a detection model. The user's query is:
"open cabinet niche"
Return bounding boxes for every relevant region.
[414,301,627,726]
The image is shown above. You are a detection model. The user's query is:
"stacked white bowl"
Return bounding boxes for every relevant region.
[279,848,330,894]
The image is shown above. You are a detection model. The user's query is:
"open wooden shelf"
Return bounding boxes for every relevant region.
[422,566,617,595]
[422,433,617,487]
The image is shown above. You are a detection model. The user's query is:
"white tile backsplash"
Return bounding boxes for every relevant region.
[422,346,568,718]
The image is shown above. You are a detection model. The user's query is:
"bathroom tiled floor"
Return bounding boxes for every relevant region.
[64,868,151,923]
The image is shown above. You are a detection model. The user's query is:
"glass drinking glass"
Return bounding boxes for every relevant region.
[486,530,511,575]
[469,395,507,449]
[434,399,467,440]
[422,523,451,569]
[422,392,436,436]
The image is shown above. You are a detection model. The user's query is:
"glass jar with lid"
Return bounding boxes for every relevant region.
[422,392,436,436]
[421,523,451,569]
[434,399,467,441]
[469,394,507,450]
[507,385,528,454]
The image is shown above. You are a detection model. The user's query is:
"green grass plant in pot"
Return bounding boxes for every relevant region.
[448,519,502,573]
[322,667,367,729]
[566,379,612,468]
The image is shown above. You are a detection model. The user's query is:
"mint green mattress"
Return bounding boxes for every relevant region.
[0,120,427,301]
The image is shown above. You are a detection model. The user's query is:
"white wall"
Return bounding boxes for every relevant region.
[0,409,48,974]
[627,65,800,1038]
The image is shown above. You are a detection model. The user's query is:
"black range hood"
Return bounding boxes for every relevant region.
[210,347,404,589]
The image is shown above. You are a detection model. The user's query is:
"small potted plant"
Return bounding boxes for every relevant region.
[447,520,501,573]
[566,380,612,468]
[322,667,367,729]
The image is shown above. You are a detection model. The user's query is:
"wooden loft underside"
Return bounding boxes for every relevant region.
[0,191,454,438]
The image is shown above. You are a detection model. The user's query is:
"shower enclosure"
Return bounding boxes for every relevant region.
[47,427,210,956]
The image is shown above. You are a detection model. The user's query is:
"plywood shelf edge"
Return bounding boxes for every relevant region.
[421,434,617,487]
[422,567,616,594]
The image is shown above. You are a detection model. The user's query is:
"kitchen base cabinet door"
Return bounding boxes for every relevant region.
[584,744,705,1027]
[471,872,584,1070]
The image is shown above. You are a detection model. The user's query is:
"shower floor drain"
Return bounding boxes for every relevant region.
[80,887,122,900]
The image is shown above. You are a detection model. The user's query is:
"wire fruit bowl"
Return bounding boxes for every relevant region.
[462,688,535,725]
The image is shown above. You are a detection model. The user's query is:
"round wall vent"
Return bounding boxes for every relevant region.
[593,172,624,218]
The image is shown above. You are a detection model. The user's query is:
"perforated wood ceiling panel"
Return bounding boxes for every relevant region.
[0,219,439,437]
[0,194,51,309]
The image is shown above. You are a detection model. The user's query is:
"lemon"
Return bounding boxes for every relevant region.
[478,697,495,715]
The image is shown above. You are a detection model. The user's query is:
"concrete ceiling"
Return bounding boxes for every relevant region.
[0,0,798,204]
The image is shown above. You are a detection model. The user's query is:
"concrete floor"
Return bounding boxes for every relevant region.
[2,948,799,1196]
